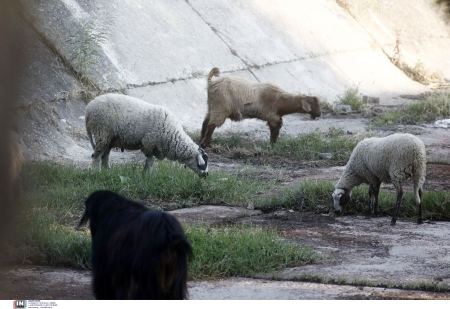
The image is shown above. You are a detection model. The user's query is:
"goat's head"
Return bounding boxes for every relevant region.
[331,188,351,215]
[303,96,321,119]
[185,147,208,177]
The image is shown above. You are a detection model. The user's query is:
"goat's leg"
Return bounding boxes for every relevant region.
[200,123,216,148]
[268,119,282,144]
[200,115,210,141]
[391,183,403,226]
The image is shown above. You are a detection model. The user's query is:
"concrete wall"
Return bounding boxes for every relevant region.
[16,0,450,160]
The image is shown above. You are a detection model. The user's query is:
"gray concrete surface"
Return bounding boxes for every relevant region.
[2,267,449,299]
[170,205,262,225]
[189,278,450,300]
[244,214,450,289]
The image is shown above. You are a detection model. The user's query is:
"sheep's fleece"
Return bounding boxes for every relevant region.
[333,133,426,211]
[85,93,208,175]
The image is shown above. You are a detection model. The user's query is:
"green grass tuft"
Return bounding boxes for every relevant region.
[373,93,450,126]
[336,87,366,112]
[187,225,316,279]
[21,216,315,278]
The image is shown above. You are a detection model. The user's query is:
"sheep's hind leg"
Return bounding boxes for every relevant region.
[101,148,111,170]
[91,137,110,170]
[416,186,423,224]
[391,183,403,226]
[373,181,381,216]
[143,156,155,174]
[368,184,375,216]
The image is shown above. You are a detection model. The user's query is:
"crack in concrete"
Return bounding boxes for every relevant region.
[184,0,260,82]
[122,46,380,91]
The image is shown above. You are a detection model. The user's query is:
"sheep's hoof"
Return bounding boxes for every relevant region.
[390,218,397,226]
[417,218,423,224]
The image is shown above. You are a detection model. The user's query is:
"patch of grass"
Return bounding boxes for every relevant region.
[187,225,316,279]
[24,215,91,268]
[21,215,316,278]
[23,161,271,222]
[206,128,362,165]
[373,93,450,126]
[336,87,366,112]
[70,21,107,93]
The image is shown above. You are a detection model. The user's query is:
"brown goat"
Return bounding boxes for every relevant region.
[200,67,321,148]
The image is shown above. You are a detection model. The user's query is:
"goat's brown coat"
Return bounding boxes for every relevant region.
[200,67,321,147]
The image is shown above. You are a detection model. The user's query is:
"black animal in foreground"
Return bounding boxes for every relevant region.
[77,190,192,299]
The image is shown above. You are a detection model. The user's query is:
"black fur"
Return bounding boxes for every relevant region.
[78,190,192,299]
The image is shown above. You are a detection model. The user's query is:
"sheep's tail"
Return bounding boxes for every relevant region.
[207,67,220,84]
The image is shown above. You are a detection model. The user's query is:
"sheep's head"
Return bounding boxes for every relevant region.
[331,188,351,215]
[185,147,209,177]
[304,96,321,120]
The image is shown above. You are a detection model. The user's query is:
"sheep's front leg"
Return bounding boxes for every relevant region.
[143,156,154,173]
[268,118,282,144]
[391,183,403,226]
[91,151,102,169]
[369,181,381,216]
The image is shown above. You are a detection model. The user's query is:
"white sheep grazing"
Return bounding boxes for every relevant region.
[85,93,208,176]
[332,133,426,225]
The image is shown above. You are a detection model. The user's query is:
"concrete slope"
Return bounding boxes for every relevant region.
[17,0,450,160]
[342,0,450,83]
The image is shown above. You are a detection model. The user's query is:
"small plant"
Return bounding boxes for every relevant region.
[336,87,365,112]
[69,21,107,89]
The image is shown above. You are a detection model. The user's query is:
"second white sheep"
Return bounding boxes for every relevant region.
[332,133,426,225]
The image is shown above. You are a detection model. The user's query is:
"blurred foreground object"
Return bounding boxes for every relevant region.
[0,0,26,260]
